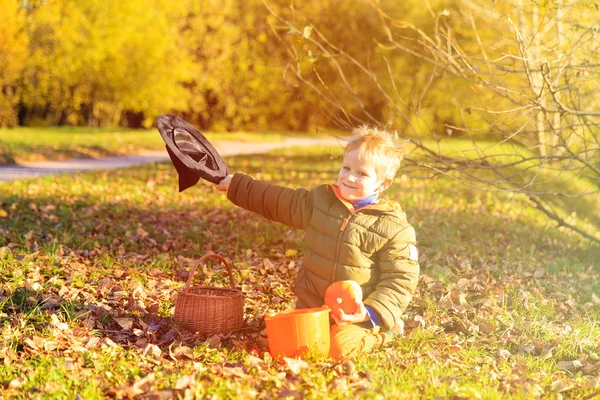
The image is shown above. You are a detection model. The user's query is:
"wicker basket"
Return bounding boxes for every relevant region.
[174,253,244,334]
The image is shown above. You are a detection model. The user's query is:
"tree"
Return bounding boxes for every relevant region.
[19,0,193,127]
[264,0,600,243]
[0,0,28,127]
[178,0,318,131]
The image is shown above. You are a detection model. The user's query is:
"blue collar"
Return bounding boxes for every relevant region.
[349,193,379,210]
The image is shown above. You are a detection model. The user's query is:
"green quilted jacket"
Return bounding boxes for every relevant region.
[227,173,420,330]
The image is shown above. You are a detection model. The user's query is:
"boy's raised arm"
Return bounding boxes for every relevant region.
[218,172,314,230]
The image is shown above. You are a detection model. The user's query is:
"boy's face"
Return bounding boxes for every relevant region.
[337,149,391,201]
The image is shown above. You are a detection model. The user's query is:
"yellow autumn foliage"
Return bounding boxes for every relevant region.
[0,0,28,126]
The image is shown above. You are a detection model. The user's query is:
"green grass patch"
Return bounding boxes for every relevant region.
[0,126,342,165]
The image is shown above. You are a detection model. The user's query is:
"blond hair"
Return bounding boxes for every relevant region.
[345,125,406,180]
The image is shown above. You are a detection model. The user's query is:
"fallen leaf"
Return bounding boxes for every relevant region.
[283,357,309,375]
[448,344,462,353]
[524,383,544,397]
[115,318,133,331]
[454,278,471,290]
[518,344,535,355]
[40,294,62,309]
[175,374,195,390]
[582,364,598,375]
[496,349,511,360]
[44,341,58,351]
[557,360,582,372]
[85,337,101,350]
[205,334,221,348]
[24,336,42,350]
[50,314,69,331]
[534,269,545,278]
[405,315,426,329]
[143,343,162,358]
[170,345,194,360]
[476,320,494,334]
[551,379,574,392]
[263,258,275,270]
[112,373,156,399]
[43,381,61,393]
[285,249,298,257]
[9,377,25,388]
[0,246,10,259]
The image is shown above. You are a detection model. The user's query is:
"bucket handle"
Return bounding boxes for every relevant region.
[183,253,236,293]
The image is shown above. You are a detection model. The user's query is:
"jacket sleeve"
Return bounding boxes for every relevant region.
[363,224,420,331]
[226,172,313,230]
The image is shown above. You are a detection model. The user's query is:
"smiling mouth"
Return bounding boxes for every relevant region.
[342,183,357,189]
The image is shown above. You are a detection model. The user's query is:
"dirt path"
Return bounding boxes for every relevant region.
[0,137,343,182]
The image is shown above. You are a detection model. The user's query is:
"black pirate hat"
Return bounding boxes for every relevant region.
[157,114,228,192]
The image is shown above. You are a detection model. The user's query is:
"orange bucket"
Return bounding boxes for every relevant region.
[264,306,331,358]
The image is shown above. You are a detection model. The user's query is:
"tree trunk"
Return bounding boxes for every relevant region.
[124,111,145,128]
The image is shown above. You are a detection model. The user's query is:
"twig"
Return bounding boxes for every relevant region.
[527,194,600,244]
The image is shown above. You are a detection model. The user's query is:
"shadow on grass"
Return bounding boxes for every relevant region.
[2,182,597,279]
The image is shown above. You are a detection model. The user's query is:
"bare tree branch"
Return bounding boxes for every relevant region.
[528,194,600,244]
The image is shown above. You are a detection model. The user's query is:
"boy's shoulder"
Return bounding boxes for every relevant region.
[310,184,337,205]
[371,200,411,226]
[310,183,334,196]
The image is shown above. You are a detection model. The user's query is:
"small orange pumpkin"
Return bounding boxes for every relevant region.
[324,280,363,318]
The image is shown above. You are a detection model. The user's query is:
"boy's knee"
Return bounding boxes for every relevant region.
[329,324,385,359]
[330,324,358,358]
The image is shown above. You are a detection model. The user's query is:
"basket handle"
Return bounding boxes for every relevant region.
[183,253,236,292]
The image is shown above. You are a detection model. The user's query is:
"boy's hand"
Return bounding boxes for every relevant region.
[332,298,370,325]
[216,175,232,192]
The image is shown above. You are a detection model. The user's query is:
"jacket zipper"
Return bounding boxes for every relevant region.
[331,216,350,281]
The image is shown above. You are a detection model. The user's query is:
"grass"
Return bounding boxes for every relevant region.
[0,144,598,398]
[0,126,340,164]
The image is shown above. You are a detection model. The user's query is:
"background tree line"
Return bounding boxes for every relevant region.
[0,0,508,132]
[1,0,396,131]
[0,0,298,130]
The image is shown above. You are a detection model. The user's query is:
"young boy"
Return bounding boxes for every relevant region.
[216,126,420,357]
